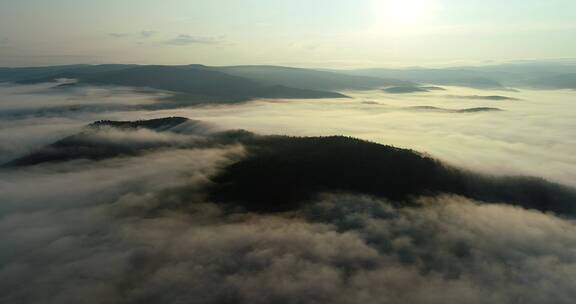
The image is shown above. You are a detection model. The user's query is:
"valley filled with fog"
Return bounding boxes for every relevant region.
[1,69,576,304]
[156,87,576,186]
[3,0,576,302]
[2,83,574,186]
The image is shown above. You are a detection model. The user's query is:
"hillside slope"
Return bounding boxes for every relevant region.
[6,117,576,217]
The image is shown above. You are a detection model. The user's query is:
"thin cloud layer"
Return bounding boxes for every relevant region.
[108,31,157,39]
[166,34,225,46]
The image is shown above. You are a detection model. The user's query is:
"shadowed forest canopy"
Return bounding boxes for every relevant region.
[7,117,576,216]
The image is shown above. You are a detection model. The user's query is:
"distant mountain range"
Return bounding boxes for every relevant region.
[0,64,410,104]
[0,61,574,105]
[0,65,350,104]
[208,65,412,90]
[340,61,576,90]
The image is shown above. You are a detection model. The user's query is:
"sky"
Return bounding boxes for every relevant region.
[0,0,575,67]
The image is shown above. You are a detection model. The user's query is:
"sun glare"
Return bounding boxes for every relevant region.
[371,0,440,32]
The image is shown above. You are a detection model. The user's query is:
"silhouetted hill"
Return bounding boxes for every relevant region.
[445,95,519,101]
[0,65,86,82]
[383,85,440,93]
[210,65,412,90]
[90,117,190,130]
[6,117,194,166]
[12,65,347,102]
[338,61,576,90]
[1,64,411,94]
[7,118,576,217]
[524,73,576,89]
[343,68,506,89]
[407,106,503,113]
[211,135,451,211]
[0,64,136,83]
[456,107,503,113]
[210,135,576,215]
[2,61,575,93]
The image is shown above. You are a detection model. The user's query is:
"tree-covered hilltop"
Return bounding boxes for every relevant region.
[89,117,190,130]
[210,134,576,216]
[5,117,576,217]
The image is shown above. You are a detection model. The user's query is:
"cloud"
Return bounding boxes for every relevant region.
[0,93,574,303]
[6,119,224,167]
[2,152,576,304]
[139,30,157,38]
[1,82,575,188]
[108,31,157,39]
[0,83,167,163]
[303,193,576,303]
[165,34,225,46]
[108,32,131,38]
[105,31,225,47]
[0,144,245,303]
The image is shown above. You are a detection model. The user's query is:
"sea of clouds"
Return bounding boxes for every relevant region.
[1,82,575,303]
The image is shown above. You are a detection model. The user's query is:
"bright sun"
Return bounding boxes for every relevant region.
[371,0,440,31]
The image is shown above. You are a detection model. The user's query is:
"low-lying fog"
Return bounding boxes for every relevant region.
[1,82,576,304]
[4,83,568,186]
[2,83,575,187]
[0,83,167,163]
[156,87,576,186]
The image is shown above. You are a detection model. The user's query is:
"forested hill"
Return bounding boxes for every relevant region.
[5,117,576,217]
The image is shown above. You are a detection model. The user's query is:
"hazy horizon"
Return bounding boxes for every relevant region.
[2,0,576,67]
[2,57,576,70]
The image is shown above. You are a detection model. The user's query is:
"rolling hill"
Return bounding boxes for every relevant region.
[6,117,576,217]
[8,65,348,103]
